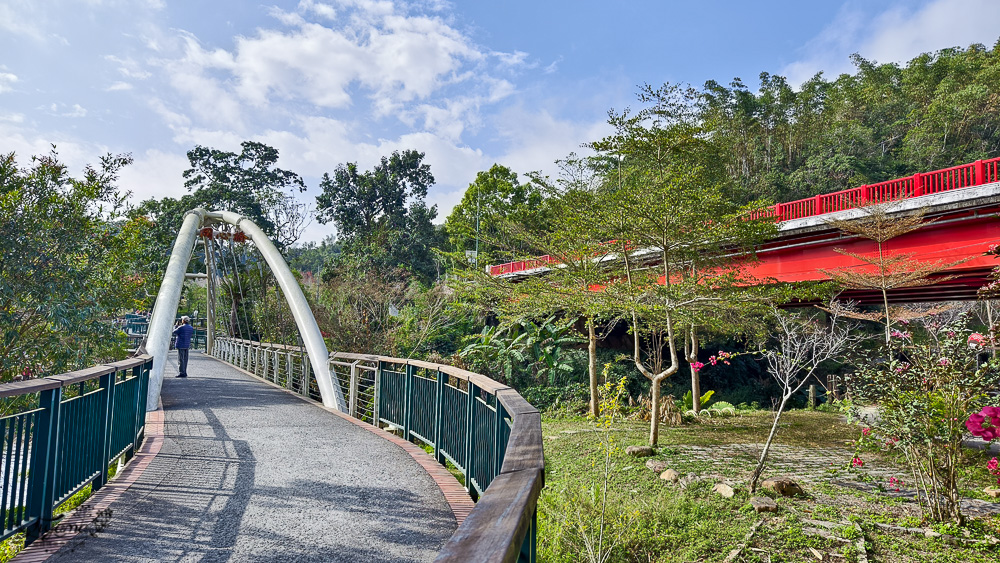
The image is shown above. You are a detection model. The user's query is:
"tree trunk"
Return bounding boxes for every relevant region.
[649,377,661,446]
[588,318,599,417]
[685,326,700,413]
[749,393,790,493]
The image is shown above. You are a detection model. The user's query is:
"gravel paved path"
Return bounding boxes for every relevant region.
[48,352,456,562]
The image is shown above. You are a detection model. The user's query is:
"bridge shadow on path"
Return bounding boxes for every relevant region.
[48,352,456,562]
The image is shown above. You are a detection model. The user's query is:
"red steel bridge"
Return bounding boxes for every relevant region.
[488,158,1000,303]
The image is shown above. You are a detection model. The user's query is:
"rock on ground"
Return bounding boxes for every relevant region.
[761,477,804,497]
[626,445,655,458]
[645,460,669,473]
[750,496,778,513]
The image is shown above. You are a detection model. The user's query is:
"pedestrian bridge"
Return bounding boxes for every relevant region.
[1,209,543,562]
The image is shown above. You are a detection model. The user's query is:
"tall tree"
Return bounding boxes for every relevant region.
[182,141,308,248]
[444,164,547,260]
[315,149,441,283]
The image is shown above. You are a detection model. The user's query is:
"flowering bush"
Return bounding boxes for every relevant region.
[845,315,1000,524]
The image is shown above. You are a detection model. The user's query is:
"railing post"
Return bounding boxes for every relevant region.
[434,370,446,463]
[493,402,505,477]
[134,359,151,450]
[813,194,822,216]
[374,361,384,427]
[403,364,416,441]
[912,173,923,197]
[124,363,143,463]
[93,369,117,491]
[976,159,986,185]
[25,387,61,544]
[464,381,478,498]
[349,360,361,418]
[272,350,280,383]
[518,511,537,563]
[285,352,294,390]
[301,352,310,396]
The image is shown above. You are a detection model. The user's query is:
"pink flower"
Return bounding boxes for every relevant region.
[988,457,999,472]
[852,457,864,468]
[890,329,911,340]
[691,361,705,372]
[967,407,1000,442]
[862,428,871,436]
[938,357,950,366]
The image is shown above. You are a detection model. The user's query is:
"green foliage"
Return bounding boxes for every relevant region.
[679,389,715,412]
[0,149,145,381]
[315,149,442,283]
[698,43,1000,204]
[443,164,548,258]
[458,316,583,387]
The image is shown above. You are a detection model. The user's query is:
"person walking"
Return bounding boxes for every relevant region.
[173,316,195,378]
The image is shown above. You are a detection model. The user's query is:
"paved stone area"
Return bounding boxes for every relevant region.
[47,352,456,562]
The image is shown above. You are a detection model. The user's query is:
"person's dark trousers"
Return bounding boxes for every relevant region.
[178,348,190,377]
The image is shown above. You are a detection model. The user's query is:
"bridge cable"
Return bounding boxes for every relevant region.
[228,233,255,341]
[211,235,242,340]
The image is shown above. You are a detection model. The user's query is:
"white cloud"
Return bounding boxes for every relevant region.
[783,0,1000,87]
[63,104,87,118]
[105,55,152,80]
[106,81,133,91]
[0,72,18,93]
[117,149,190,203]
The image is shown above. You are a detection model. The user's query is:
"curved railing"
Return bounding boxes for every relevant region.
[212,338,543,563]
[0,355,152,544]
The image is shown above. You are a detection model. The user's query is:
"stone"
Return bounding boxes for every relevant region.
[712,483,735,498]
[984,487,1000,499]
[645,460,669,473]
[750,496,778,513]
[760,477,805,497]
[625,445,654,458]
[660,469,679,482]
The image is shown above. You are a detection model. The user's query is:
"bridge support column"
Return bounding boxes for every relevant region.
[146,208,205,411]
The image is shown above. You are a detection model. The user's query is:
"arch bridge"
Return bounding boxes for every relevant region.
[0,209,542,562]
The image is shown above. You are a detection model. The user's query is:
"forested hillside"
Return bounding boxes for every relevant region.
[692,42,1000,204]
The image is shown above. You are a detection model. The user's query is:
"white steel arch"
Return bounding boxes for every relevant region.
[144,208,347,412]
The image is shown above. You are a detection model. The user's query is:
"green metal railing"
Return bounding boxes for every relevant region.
[0,355,152,544]
[213,338,543,563]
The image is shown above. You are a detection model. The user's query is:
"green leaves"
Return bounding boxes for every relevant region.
[0,149,141,381]
[315,149,441,283]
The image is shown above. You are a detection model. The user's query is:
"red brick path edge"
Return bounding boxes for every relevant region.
[228,361,477,526]
[12,404,166,563]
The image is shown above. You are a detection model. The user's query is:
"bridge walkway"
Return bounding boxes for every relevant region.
[46,352,456,562]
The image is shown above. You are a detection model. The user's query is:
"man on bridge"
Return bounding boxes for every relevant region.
[172,316,194,378]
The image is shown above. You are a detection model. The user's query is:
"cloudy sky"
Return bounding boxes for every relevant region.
[2,0,999,243]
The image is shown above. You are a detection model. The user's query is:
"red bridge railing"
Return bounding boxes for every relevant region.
[488,157,1000,276]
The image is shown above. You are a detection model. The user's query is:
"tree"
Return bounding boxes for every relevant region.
[182,141,309,248]
[821,204,968,344]
[315,150,441,283]
[749,306,857,493]
[444,164,546,260]
[0,149,149,382]
[592,86,777,446]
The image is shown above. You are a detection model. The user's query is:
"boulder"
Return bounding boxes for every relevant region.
[984,487,1000,499]
[750,496,778,513]
[659,469,680,482]
[645,460,669,473]
[760,477,804,497]
[712,483,735,498]
[625,445,655,458]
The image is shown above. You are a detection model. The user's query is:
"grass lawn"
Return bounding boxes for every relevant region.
[539,410,1000,562]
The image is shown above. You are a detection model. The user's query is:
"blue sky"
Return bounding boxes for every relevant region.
[2,0,999,243]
